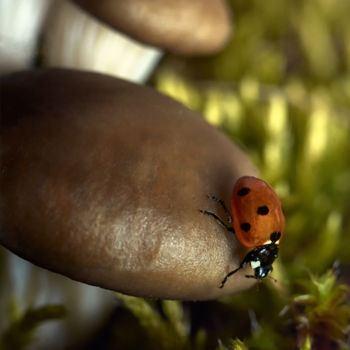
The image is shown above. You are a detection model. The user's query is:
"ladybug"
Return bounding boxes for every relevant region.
[200,176,284,288]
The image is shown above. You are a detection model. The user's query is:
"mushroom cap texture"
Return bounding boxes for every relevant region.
[0,69,257,300]
[71,0,232,55]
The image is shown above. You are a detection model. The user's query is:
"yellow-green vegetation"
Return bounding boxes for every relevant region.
[114,294,206,350]
[0,302,66,350]
[112,45,350,345]
[155,0,350,269]
[143,0,350,348]
[114,268,350,349]
[282,269,350,350]
[155,71,350,277]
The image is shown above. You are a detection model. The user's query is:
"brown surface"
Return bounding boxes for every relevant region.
[71,0,232,55]
[0,69,257,300]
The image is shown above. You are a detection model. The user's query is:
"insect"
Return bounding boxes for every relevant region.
[200,176,285,288]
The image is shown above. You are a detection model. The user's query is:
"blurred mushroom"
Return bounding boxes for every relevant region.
[0,250,114,349]
[0,68,257,301]
[42,0,162,83]
[0,0,52,73]
[41,0,232,82]
[71,0,232,55]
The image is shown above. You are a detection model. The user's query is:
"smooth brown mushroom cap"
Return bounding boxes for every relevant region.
[0,69,257,300]
[71,0,232,55]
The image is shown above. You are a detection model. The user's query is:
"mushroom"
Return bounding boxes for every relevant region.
[0,0,53,73]
[42,0,162,83]
[71,0,233,55]
[0,68,257,300]
[41,0,232,82]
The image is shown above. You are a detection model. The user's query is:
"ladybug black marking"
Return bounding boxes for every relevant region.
[270,231,281,242]
[257,206,269,215]
[240,222,251,232]
[237,187,250,196]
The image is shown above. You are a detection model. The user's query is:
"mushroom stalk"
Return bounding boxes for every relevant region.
[0,0,52,73]
[42,0,162,83]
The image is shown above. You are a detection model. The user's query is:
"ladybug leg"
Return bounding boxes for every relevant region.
[245,274,258,279]
[219,266,241,288]
[219,258,251,288]
[199,210,235,233]
[207,196,232,223]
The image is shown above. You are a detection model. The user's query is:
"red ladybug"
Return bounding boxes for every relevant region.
[200,176,285,288]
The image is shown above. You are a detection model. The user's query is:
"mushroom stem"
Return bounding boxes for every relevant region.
[0,0,53,73]
[42,0,162,82]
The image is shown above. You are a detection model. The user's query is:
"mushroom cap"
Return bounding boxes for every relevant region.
[71,0,232,55]
[0,69,257,300]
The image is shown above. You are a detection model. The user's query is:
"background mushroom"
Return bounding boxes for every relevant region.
[0,0,232,81]
[71,0,232,55]
[41,0,162,83]
[42,0,232,82]
[0,0,52,73]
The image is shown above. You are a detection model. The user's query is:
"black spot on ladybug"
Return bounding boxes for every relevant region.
[241,222,251,232]
[270,232,281,242]
[237,187,250,196]
[257,206,269,215]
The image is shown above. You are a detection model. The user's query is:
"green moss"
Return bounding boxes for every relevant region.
[216,338,248,350]
[113,267,349,349]
[115,294,205,350]
[282,269,350,349]
[0,303,66,350]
